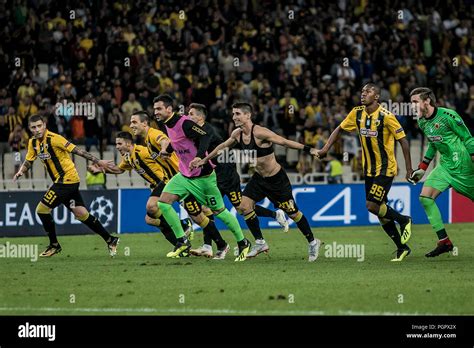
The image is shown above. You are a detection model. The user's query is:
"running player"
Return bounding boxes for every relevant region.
[187,103,289,257]
[128,111,230,259]
[153,94,251,261]
[316,83,414,261]
[409,87,474,257]
[193,102,322,262]
[13,115,119,257]
[92,131,193,253]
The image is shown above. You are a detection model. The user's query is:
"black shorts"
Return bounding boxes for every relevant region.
[365,175,394,204]
[41,183,85,209]
[243,168,298,214]
[182,194,203,216]
[150,181,166,197]
[217,170,242,207]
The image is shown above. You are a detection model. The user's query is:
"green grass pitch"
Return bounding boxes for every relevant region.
[1,223,473,316]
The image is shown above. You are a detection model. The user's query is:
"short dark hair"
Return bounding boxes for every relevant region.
[362,82,380,95]
[410,87,437,106]
[189,103,207,118]
[131,110,150,123]
[232,102,253,114]
[116,131,133,142]
[153,94,174,109]
[28,114,44,124]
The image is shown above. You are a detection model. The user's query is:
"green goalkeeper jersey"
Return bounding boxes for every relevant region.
[418,106,474,173]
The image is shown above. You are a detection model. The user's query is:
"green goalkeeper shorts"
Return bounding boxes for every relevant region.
[162,171,225,210]
[424,164,474,201]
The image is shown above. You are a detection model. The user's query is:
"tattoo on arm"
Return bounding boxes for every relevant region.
[21,160,32,173]
[72,147,100,164]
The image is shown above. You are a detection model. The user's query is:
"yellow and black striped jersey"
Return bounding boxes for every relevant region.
[25,129,80,183]
[145,127,179,180]
[340,105,406,177]
[118,144,167,187]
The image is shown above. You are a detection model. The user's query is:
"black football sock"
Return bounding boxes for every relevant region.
[436,228,448,240]
[380,220,404,249]
[38,213,59,245]
[81,213,112,242]
[379,204,409,224]
[159,218,178,246]
[254,205,276,218]
[203,220,226,249]
[244,211,264,240]
[293,212,315,243]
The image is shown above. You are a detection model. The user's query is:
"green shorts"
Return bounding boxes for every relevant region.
[424,164,474,201]
[162,171,225,210]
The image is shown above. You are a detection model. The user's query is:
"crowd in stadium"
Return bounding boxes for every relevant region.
[0,0,473,178]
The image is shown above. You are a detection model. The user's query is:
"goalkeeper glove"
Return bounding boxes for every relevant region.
[408,162,428,184]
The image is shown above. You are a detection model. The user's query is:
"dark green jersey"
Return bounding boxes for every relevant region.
[418,107,474,173]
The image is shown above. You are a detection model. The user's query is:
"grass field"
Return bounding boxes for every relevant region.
[1,223,473,316]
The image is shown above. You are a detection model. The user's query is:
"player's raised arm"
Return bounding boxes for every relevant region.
[317,125,343,159]
[397,136,414,181]
[410,142,437,184]
[14,137,37,182]
[318,108,358,158]
[254,125,317,156]
[92,162,125,175]
[191,128,241,168]
[71,147,110,171]
[13,159,33,182]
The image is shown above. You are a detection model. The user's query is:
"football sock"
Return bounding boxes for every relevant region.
[293,211,315,243]
[254,205,276,218]
[436,229,448,241]
[378,203,409,224]
[37,213,58,245]
[419,196,447,239]
[78,213,112,242]
[160,218,178,246]
[244,211,264,240]
[158,202,185,238]
[379,218,403,248]
[200,216,213,245]
[216,209,245,242]
[200,217,226,249]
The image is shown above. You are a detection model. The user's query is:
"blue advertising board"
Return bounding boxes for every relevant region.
[118,184,449,233]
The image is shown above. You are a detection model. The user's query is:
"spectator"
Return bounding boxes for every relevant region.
[326,154,343,184]
[121,93,142,123]
[86,164,106,190]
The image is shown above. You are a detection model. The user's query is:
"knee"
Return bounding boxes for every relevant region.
[36,202,52,215]
[190,213,204,225]
[237,202,252,215]
[419,195,433,208]
[366,201,379,215]
[72,207,89,221]
[146,202,158,216]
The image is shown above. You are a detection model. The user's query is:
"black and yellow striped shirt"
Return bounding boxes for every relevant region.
[340,105,406,177]
[145,127,179,181]
[25,129,80,183]
[118,145,167,187]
